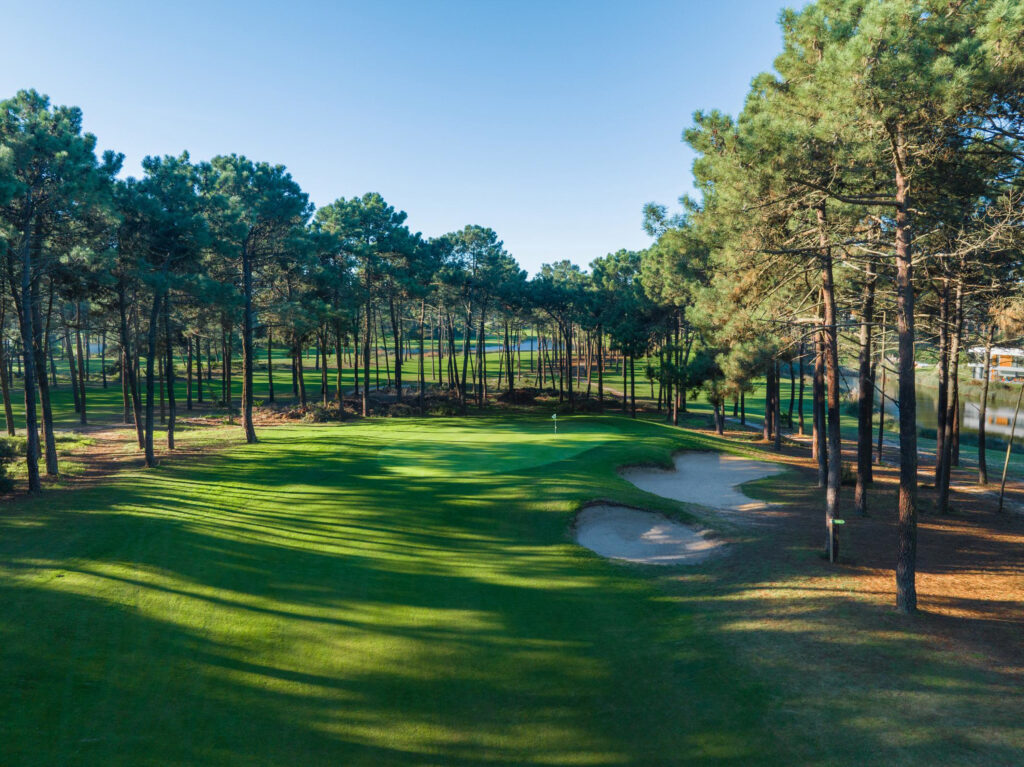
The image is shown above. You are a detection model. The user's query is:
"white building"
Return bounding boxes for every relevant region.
[968,346,1024,382]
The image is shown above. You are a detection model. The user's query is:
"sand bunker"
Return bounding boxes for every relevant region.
[574,505,721,565]
[620,452,784,511]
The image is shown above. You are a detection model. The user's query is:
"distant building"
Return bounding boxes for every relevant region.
[968,346,1024,382]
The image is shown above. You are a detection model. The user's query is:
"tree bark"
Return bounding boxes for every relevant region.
[934,277,949,486]
[389,297,403,402]
[937,277,963,514]
[6,220,41,489]
[65,323,82,414]
[143,290,163,468]
[75,311,87,425]
[855,260,877,516]
[32,276,58,476]
[813,298,827,488]
[362,303,372,416]
[0,297,15,436]
[164,299,176,450]
[892,130,919,613]
[978,324,993,484]
[241,247,257,443]
[186,335,193,410]
[818,205,842,559]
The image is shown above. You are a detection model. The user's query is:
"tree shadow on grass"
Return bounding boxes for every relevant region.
[0,425,778,767]
[2,418,1020,766]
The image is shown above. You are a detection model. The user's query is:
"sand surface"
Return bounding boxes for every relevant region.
[620,452,785,511]
[574,505,720,565]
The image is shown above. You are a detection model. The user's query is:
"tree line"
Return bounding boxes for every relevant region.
[647,0,1023,613]
[0,89,691,495]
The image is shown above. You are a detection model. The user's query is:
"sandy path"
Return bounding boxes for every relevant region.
[620,452,785,511]
[574,505,721,565]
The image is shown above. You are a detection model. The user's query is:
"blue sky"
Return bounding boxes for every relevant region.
[1,0,792,274]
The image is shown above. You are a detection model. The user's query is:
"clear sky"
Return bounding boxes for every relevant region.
[1,0,793,274]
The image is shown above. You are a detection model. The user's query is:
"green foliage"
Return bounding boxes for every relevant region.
[0,437,21,491]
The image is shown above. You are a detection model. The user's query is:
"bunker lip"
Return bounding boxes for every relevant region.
[618,451,785,512]
[573,503,722,565]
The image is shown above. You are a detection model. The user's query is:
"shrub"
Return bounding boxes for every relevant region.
[428,402,461,417]
[387,403,414,418]
[0,438,20,492]
[302,404,346,423]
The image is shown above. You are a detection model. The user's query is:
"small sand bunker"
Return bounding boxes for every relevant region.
[574,505,721,565]
[620,452,784,511]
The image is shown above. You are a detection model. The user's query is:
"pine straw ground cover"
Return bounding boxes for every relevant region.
[0,414,1020,765]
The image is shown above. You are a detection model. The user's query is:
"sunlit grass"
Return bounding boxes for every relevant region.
[1,415,1020,765]
[0,416,778,766]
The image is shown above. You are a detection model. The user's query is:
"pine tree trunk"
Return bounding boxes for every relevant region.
[892,131,919,613]
[101,331,107,389]
[144,290,163,468]
[855,261,877,516]
[797,339,805,435]
[186,335,193,411]
[814,300,827,489]
[75,312,87,425]
[320,328,329,406]
[0,306,15,434]
[818,205,841,559]
[787,359,795,430]
[165,299,176,450]
[937,277,963,514]
[978,325,993,484]
[32,280,58,476]
[934,277,950,486]
[296,345,307,407]
[334,321,344,402]
[773,360,782,451]
[65,324,82,414]
[363,305,372,416]
[11,218,42,490]
[630,355,636,418]
[565,322,573,412]
[418,301,426,413]
[241,248,257,443]
[389,298,403,402]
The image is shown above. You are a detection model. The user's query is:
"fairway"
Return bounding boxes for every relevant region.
[377,418,624,476]
[0,417,777,766]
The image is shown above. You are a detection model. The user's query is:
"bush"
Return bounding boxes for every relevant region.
[302,404,346,423]
[387,403,414,418]
[0,438,20,492]
[428,402,461,417]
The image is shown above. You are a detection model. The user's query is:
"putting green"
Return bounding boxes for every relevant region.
[376,418,624,476]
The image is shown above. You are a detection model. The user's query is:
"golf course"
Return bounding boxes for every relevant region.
[3,0,1024,763]
[2,412,1022,765]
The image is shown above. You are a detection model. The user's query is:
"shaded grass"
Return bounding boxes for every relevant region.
[2,415,1020,765]
[0,416,778,766]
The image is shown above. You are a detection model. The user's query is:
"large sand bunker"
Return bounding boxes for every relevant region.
[574,505,721,565]
[620,452,784,511]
